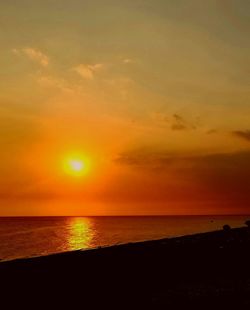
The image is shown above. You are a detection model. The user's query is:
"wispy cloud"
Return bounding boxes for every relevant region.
[123,58,133,64]
[171,114,196,131]
[232,130,250,142]
[12,47,49,67]
[207,129,218,135]
[37,75,73,93]
[73,63,104,80]
[11,48,19,55]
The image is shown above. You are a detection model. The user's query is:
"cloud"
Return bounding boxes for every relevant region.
[123,58,133,64]
[13,47,49,66]
[171,114,196,131]
[150,112,169,123]
[207,129,218,135]
[116,148,250,174]
[11,48,20,55]
[73,63,104,79]
[149,112,200,131]
[37,75,73,93]
[115,148,250,206]
[232,130,250,142]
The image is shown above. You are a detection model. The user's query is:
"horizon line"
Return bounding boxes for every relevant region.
[0,214,250,218]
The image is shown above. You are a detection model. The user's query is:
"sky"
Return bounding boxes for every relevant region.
[0,0,250,215]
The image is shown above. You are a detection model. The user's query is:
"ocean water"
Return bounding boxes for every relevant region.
[0,216,249,261]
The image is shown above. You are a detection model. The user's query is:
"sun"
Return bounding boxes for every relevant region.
[62,154,90,177]
[69,160,84,172]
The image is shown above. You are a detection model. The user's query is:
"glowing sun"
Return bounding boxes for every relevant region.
[69,160,84,172]
[62,154,90,177]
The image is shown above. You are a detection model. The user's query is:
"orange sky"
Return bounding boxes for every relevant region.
[0,0,250,215]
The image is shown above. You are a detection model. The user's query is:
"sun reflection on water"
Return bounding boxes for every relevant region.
[67,217,94,250]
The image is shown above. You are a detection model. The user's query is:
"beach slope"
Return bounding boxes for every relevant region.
[1,226,250,309]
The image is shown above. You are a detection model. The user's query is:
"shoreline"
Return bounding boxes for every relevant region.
[0,226,242,263]
[0,215,249,262]
[0,227,232,263]
[1,225,250,309]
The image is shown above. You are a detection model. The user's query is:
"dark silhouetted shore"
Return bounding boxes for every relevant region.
[1,225,250,309]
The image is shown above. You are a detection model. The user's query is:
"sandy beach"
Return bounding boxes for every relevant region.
[1,224,250,309]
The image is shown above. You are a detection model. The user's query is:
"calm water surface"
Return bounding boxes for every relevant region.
[0,216,248,261]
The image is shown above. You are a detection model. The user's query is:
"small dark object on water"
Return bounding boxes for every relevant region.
[245,220,250,228]
[223,224,231,232]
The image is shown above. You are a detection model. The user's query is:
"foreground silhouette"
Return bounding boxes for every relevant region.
[1,224,250,309]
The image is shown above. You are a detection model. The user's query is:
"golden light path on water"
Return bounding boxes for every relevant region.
[67,218,95,250]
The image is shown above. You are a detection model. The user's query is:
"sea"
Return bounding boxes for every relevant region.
[0,216,249,261]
